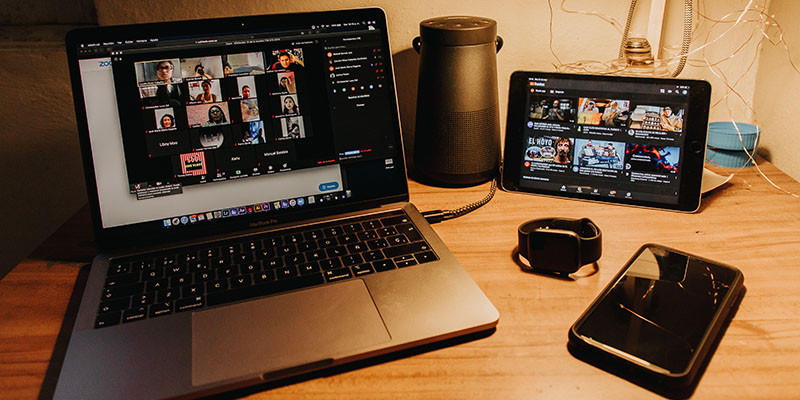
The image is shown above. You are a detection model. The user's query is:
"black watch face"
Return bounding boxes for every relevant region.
[529,230,580,272]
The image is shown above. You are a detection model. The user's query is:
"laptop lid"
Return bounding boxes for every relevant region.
[66,8,408,252]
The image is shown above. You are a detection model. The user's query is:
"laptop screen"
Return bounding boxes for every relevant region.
[68,9,408,249]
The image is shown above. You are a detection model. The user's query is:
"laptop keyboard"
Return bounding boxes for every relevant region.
[94,210,438,328]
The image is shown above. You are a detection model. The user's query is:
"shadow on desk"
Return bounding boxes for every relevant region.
[202,328,496,399]
[39,264,91,400]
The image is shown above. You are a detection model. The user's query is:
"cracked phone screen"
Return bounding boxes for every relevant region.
[574,246,738,373]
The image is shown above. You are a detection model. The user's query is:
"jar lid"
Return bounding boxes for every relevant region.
[419,16,497,46]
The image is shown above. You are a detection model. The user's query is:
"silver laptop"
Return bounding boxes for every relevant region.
[56,8,498,399]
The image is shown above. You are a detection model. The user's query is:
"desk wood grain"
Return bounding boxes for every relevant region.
[1,162,799,399]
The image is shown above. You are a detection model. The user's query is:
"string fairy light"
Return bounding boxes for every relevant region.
[545,0,799,198]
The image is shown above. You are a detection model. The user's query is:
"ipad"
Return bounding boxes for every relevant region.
[502,71,711,212]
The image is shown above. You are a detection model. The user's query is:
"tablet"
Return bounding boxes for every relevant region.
[502,71,711,212]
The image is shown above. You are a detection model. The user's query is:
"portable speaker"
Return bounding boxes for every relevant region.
[413,16,503,186]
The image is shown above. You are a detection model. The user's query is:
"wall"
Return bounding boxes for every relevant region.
[754,0,800,182]
[0,0,95,279]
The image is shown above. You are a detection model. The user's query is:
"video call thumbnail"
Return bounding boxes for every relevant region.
[240,99,260,122]
[188,79,222,104]
[139,84,188,108]
[574,138,625,170]
[269,49,305,71]
[529,97,576,123]
[280,94,300,115]
[194,128,225,150]
[237,76,257,99]
[180,56,224,81]
[240,121,266,145]
[154,107,177,130]
[179,151,208,176]
[625,144,680,173]
[187,102,230,127]
[629,105,684,132]
[524,136,574,165]
[279,116,305,139]
[277,72,297,93]
[136,59,182,86]
[223,52,266,76]
[577,98,630,127]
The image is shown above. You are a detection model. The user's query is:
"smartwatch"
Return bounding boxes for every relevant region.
[517,217,602,274]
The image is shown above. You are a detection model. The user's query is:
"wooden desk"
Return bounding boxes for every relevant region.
[2,161,799,399]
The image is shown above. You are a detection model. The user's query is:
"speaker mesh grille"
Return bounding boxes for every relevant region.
[418,105,500,175]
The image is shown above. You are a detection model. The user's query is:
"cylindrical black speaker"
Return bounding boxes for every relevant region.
[413,16,503,186]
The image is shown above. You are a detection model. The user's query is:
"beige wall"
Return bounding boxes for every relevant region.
[754,0,800,181]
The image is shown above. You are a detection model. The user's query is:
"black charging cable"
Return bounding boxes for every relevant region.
[421,174,498,224]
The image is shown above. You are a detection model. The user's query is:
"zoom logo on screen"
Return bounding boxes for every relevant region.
[98,60,112,68]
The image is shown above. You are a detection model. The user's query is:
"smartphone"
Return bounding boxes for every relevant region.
[568,244,744,396]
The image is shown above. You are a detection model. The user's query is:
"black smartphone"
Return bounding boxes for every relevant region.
[568,244,744,397]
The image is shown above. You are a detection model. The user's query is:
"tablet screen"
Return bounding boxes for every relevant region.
[502,72,711,212]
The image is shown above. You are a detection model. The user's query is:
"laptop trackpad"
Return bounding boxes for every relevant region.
[191,279,390,386]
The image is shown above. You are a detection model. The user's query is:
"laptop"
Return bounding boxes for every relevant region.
[56,8,498,399]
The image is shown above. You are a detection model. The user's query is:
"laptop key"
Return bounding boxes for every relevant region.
[122,307,147,323]
[95,311,121,328]
[324,268,352,282]
[362,220,382,230]
[351,264,374,276]
[142,267,164,280]
[182,284,204,297]
[319,258,342,270]
[362,250,384,262]
[165,265,186,276]
[149,301,173,318]
[386,235,408,246]
[99,297,129,314]
[241,262,261,274]
[132,292,156,306]
[206,279,228,293]
[343,222,363,233]
[415,251,438,264]
[372,259,395,272]
[176,296,205,312]
[254,270,276,283]
[377,227,398,237]
[396,223,423,242]
[170,274,191,287]
[298,262,320,275]
[341,254,363,266]
[206,273,325,307]
[367,238,389,250]
[276,266,298,279]
[102,282,144,300]
[146,279,168,292]
[382,242,430,258]
[263,258,282,270]
[396,259,417,268]
[326,246,346,258]
[357,230,379,241]
[105,272,139,288]
[346,242,367,254]
[298,241,317,252]
[230,275,252,288]
[304,230,323,241]
[380,215,410,226]
[108,263,129,276]
[157,289,179,302]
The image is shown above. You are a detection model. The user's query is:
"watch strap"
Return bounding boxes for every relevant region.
[517,217,602,272]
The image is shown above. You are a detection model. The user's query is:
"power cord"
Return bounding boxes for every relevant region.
[421,174,498,224]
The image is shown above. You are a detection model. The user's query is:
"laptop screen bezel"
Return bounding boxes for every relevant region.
[65,8,409,252]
